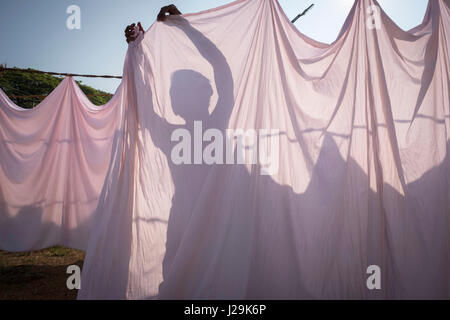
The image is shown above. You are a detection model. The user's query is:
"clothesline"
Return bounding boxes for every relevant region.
[0,66,123,79]
[6,93,113,99]
[0,66,116,101]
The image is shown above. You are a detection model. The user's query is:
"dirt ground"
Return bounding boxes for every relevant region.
[0,246,84,300]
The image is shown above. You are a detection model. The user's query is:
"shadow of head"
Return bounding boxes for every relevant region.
[170,69,213,122]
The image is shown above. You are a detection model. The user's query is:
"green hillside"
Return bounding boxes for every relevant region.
[0,67,114,109]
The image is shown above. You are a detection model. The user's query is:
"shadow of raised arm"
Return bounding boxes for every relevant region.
[167,17,235,129]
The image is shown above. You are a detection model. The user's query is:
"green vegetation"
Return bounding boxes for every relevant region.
[0,67,113,109]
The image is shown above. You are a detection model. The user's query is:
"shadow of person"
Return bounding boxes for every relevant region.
[132,17,235,297]
[148,18,313,298]
[160,70,222,288]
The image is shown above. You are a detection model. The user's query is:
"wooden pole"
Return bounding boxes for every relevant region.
[291,4,314,23]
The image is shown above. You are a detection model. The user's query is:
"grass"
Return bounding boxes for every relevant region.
[0,246,84,300]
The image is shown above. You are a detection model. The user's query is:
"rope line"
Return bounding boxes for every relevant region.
[0,66,122,79]
[8,93,112,99]
[0,66,115,102]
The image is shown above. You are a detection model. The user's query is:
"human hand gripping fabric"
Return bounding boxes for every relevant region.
[125,5,182,44]
[157,4,182,21]
[124,22,145,44]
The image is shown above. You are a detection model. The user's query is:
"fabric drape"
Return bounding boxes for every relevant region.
[1,0,449,299]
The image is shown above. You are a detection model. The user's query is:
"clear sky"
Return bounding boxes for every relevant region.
[0,0,428,93]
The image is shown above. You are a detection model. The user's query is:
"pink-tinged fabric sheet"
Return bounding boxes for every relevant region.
[1,0,449,299]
